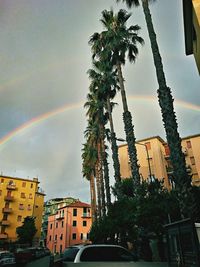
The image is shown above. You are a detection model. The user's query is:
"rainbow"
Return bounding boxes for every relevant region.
[0,95,199,148]
[0,102,83,147]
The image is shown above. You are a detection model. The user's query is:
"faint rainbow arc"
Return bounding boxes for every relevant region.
[0,95,199,148]
[0,102,83,147]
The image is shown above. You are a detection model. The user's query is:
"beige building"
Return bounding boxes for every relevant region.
[118,134,200,187]
[183,0,200,74]
[0,175,45,243]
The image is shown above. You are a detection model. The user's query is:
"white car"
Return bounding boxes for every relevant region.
[61,244,137,262]
[0,251,16,266]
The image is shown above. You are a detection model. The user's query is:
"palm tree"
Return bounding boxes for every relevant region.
[116,0,195,218]
[84,92,111,213]
[89,9,144,189]
[84,119,104,218]
[82,142,97,222]
[88,61,121,184]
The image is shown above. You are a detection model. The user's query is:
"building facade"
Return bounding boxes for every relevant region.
[183,0,200,74]
[0,175,45,243]
[118,134,200,187]
[41,197,77,246]
[47,201,91,254]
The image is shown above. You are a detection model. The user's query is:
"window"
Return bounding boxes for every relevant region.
[29,193,33,199]
[1,178,4,183]
[22,182,26,187]
[50,224,53,229]
[145,142,151,150]
[73,209,77,216]
[60,245,62,253]
[83,221,87,227]
[27,204,31,211]
[186,141,192,149]
[80,233,83,240]
[190,157,196,165]
[80,246,136,261]
[60,234,63,240]
[31,183,33,188]
[49,235,51,241]
[61,221,64,228]
[72,233,76,240]
[72,220,77,227]
[56,222,58,228]
[19,204,24,210]
[55,235,57,240]
[17,215,22,222]
[21,192,25,198]
[83,207,87,214]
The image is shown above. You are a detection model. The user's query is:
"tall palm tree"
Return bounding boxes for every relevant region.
[82,142,97,222]
[88,61,121,184]
[84,92,111,213]
[84,119,104,218]
[89,9,144,189]
[116,0,195,218]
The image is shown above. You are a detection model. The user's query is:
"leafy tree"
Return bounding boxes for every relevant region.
[16,216,37,246]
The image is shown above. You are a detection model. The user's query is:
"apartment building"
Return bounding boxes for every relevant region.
[183,0,200,73]
[118,134,200,187]
[0,175,45,243]
[47,201,91,254]
[41,197,77,246]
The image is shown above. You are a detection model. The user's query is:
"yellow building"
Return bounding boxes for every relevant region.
[0,175,45,243]
[118,134,200,187]
[183,0,200,74]
[181,134,200,186]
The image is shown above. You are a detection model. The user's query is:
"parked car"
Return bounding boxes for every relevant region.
[14,248,33,263]
[0,251,16,266]
[53,244,138,266]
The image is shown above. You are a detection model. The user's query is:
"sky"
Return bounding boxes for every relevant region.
[0,0,199,203]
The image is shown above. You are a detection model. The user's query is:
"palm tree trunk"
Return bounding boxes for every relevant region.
[97,143,106,216]
[90,174,97,222]
[95,161,102,218]
[141,0,194,217]
[106,97,121,183]
[99,126,111,211]
[116,62,140,188]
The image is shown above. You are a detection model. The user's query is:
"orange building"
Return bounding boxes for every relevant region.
[47,201,91,254]
[118,134,200,187]
[0,175,45,244]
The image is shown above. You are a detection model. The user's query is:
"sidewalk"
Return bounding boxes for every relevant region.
[133,262,168,267]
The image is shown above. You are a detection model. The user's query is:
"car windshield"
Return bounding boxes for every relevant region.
[80,246,135,262]
[62,247,80,262]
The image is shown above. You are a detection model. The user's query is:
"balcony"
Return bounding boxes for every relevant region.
[82,213,91,218]
[0,233,8,239]
[2,207,12,213]
[166,166,173,175]
[6,183,16,190]
[4,195,14,201]
[186,164,192,173]
[182,148,188,156]
[55,214,64,220]
[1,220,10,226]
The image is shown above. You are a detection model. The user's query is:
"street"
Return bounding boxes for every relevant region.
[16,255,51,267]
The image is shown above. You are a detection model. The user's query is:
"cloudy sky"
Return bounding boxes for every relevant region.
[0,0,199,203]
